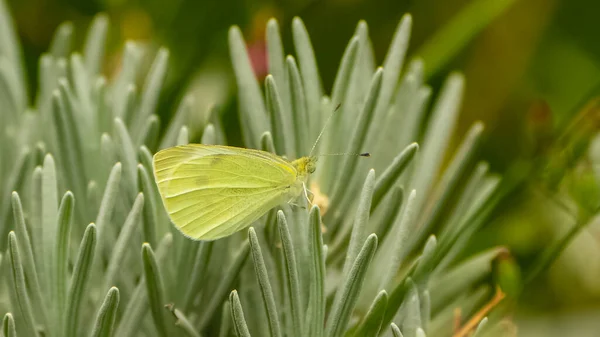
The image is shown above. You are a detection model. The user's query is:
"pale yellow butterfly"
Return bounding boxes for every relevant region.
[153,107,369,241]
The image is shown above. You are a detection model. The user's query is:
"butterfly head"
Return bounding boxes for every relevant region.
[293,156,318,177]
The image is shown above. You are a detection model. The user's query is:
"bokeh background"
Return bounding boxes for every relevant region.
[6,0,600,334]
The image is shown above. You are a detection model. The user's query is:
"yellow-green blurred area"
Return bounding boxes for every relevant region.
[7,0,600,333]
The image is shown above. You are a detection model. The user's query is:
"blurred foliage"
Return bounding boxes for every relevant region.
[5,0,600,333]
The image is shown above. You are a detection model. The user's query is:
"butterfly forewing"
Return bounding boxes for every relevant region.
[153,144,299,240]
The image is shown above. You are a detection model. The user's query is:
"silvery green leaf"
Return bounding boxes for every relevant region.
[228,26,268,148]
[326,234,378,337]
[351,290,388,337]
[141,243,172,337]
[7,232,39,337]
[65,224,97,337]
[291,17,322,141]
[89,287,120,337]
[54,191,75,335]
[49,22,73,58]
[83,14,109,77]
[391,323,403,337]
[11,192,45,326]
[2,313,17,337]
[230,290,251,337]
[277,211,304,337]
[248,227,282,337]
[199,242,250,329]
[132,48,169,138]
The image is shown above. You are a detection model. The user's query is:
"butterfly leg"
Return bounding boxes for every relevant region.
[302,182,315,205]
[288,201,307,210]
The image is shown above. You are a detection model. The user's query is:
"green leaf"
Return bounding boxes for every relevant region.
[7,232,39,337]
[375,192,414,318]
[393,60,429,152]
[141,243,171,337]
[199,242,250,329]
[83,14,109,77]
[100,134,117,178]
[266,19,290,116]
[291,17,322,141]
[65,224,97,337]
[277,211,304,337]
[113,234,172,337]
[112,42,142,119]
[181,242,213,311]
[160,96,193,149]
[0,148,30,251]
[140,114,161,150]
[339,169,376,279]
[201,123,216,145]
[0,59,21,120]
[399,280,421,337]
[260,132,276,154]
[429,248,505,314]
[420,290,431,332]
[54,81,87,199]
[219,301,232,337]
[120,84,138,127]
[412,236,438,288]
[104,192,144,289]
[391,323,403,337]
[132,48,169,138]
[41,153,58,296]
[165,304,202,337]
[0,0,27,106]
[11,192,45,325]
[306,206,325,337]
[230,290,252,337]
[330,36,359,113]
[265,75,292,157]
[286,56,309,156]
[54,191,75,335]
[228,25,268,148]
[325,234,378,337]
[351,290,388,337]
[95,162,122,261]
[410,122,484,253]
[372,143,418,210]
[90,287,120,337]
[366,14,412,149]
[329,69,383,206]
[138,164,158,246]
[248,227,282,337]
[471,317,488,337]
[49,21,73,58]
[70,54,93,123]
[176,125,189,146]
[114,118,137,192]
[374,186,403,241]
[2,313,17,337]
[410,73,464,215]
[30,166,43,270]
[326,35,359,156]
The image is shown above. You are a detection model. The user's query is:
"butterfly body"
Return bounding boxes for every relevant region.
[153,144,316,240]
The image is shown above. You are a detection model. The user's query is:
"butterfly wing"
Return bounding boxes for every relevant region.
[153,144,298,240]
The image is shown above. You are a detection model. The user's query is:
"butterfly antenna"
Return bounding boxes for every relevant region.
[309,103,342,157]
[317,152,371,157]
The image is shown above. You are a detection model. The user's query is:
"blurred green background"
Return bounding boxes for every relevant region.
[6,0,600,333]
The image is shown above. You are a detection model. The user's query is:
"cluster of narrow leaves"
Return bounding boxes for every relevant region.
[0,4,509,337]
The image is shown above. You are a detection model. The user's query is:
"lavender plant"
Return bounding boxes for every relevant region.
[0,2,516,336]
